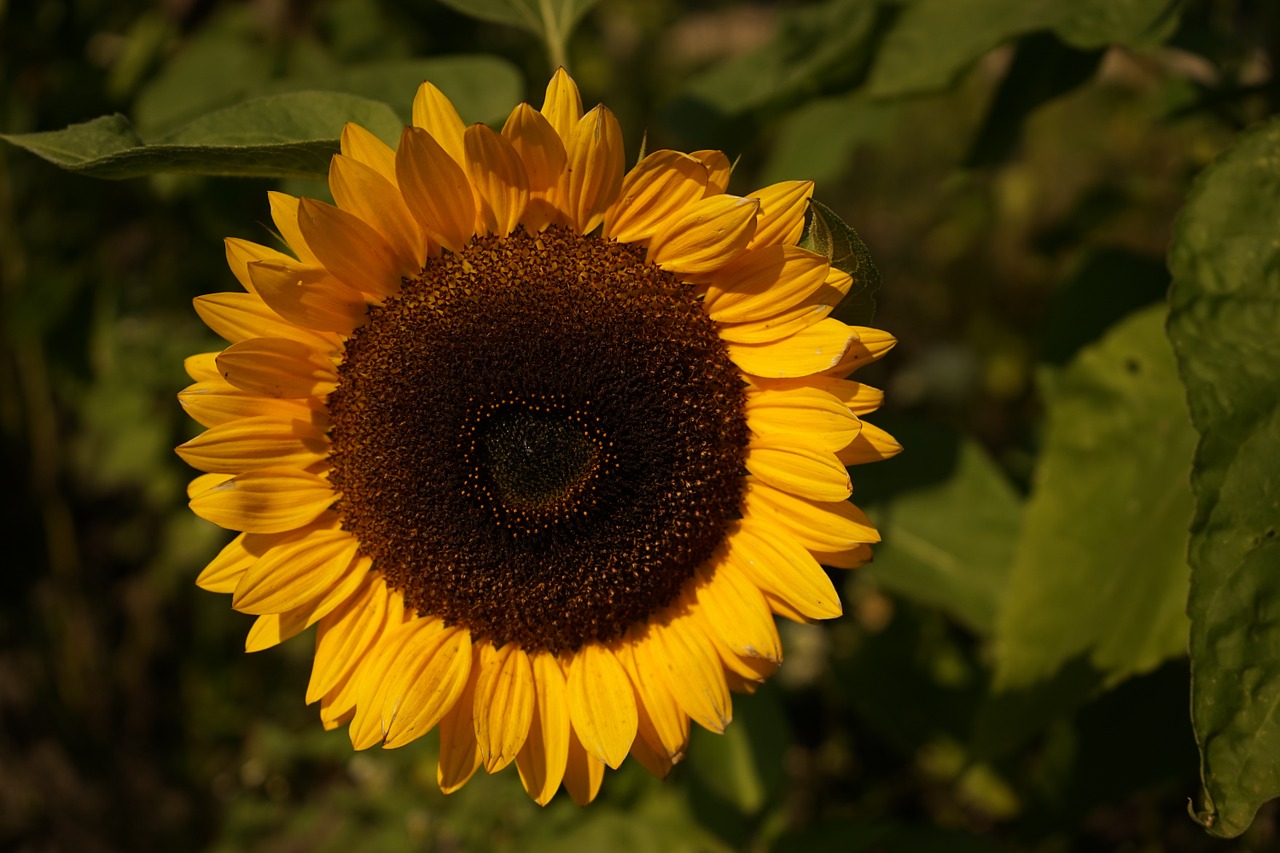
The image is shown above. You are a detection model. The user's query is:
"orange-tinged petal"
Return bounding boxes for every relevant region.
[726,520,843,620]
[231,528,359,614]
[728,317,856,378]
[184,352,220,383]
[465,123,530,237]
[746,386,861,452]
[247,260,369,334]
[743,480,879,552]
[179,382,318,429]
[642,615,732,734]
[437,648,483,792]
[563,106,625,234]
[566,644,637,769]
[745,438,852,502]
[194,292,333,347]
[813,543,875,570]
[823,326,898,376]
[329,155,425,270]
[502,103,566,193]
[473,641,535,772]
[215,337,337,399]
[602,150,709,243]
[647,194,758,276]
[176,415,328,474]
[690,149,732,195]
[746,180,813,249]
[340,122,398,185]
[188,467,334,534]
[562,727,605,806]
[515,652,571,806]
[411,80,467,165]
[297,197,405,299]
[268,192,320,264]
[396,126,477,253]
[704,245,829,323]
[694,564,782,662]
[225,238,293,293]
[541,67,583,146]
[187,472,232,499]
[308,572,391,703]
[836,419,903,465]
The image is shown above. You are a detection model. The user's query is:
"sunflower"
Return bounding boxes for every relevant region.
[178,69,900,806]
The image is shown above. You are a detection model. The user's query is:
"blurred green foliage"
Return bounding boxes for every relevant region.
[3,0,1279,850]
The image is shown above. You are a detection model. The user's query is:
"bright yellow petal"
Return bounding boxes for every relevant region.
[566,643,637,769]
[693,562,783,663]
[704,245,830,323]
[188,466,334,534]
[245,611,309,652]
[396,126,477,253]
[602,150,708,243]
[247,260,369,334]
[562,106,625,234]
[541,67,583,146]
[437,648,482,793]
[690,149,731,195]
[647,194,759,276]
[562,727,605,806]
[187,472,233,499]
[751,375,885,416]
[465,123,530,237]
[184,352,220,383]
[617,635,689,766]
[231,527,359,615]
[215,337,337,399]
[473,641,535,772]
[297,197,406,299]
[515,651,571,806]
[502,102,567,194]
[812,543,875,570]
[176,414,328,474]
[329,154,426,271]
[340,122,398,185]
[743,480,880,552]
[179,382,318,429]
[195,532,256,593]
[412,80,467,165]
[746,180,813,249]
[823,326,898,376]
[642,614,732,734]
[746,386,861,452]
[225,238,292,293]
[307,572,392,703]
[745,438,852,502]
[193,292,334,347]
[267,192,321,264]
[836,420,903,465]
[728,317,857,378]
[725,519,843,620]
[382,625,472,749]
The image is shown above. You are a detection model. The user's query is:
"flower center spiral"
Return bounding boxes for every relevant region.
[327,227,748,653]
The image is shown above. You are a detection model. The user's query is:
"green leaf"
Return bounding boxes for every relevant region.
[866,435,1021,635]
[1168,116,1280,839]
[865,0,1180,99]
[1,92,402,179]
[434,0,600,69]
[799,199,880,326]
[686,687,788,814]
[992,304,1195,691]
[760,92,903,186]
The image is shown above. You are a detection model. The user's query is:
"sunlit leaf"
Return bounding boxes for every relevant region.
[993,304,1194,691]
[1,92,402,179]
[1168,116,1280,839]
[799,199,879,326]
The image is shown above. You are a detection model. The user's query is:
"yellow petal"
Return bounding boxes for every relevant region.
[515,652,571,806]
[184,352,220,382]
[745,438,852,502]
[728,317,856,378]
[231,528,359,614]
[617,635,689,765]
[215,337,337,399]
[176,414,328,474]
[340,122,398,185]
[464,123,530,237]
[437,649,482,793]
[195,532,256,593]
[411,80,467,165]
[642,615,732,734]
[193,292,333,347]
[245,611,309,652]
[812,543,875,570]
[562,727,605,806]
[690,149,731,195]
[563,106,625,234]
[746,180,813,249]
[743,480,880,552]
[836,419,903,465]
[704,245,829,323]
[225,238,292,293]
[566,643,637,769]
[187,472,232,499]
[329,154,425,271]
[267,192,320,264]
[382,625,473,749]
[541,67,583,146]
[823,326,898,376]
[396,126,477,253]
[188,466,334,533]
[308,572,392,703]
[746,386,861,452]
[602,150,708,243]
[713,300,833,344]
[473,641,535,772]
[694,563,783,663]
[247,260,369,335]
[297,197,405,299]
[647,194,758,276]
[725,519,843,620]
[752,375,885,416]
[502,103,567,194]
[179,383,318,429]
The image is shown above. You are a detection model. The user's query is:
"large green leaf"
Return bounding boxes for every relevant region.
[866,437,1020,636]
[1168,116,1280,839]
[435,0,600,69]
[1,92,402,179]
[866,0,1179,99]
[992,304,1195,691]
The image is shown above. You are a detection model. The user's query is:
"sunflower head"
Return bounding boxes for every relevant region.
[178,69,900,806]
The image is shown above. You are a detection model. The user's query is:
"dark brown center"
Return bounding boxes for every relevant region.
[326,226,748,653]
